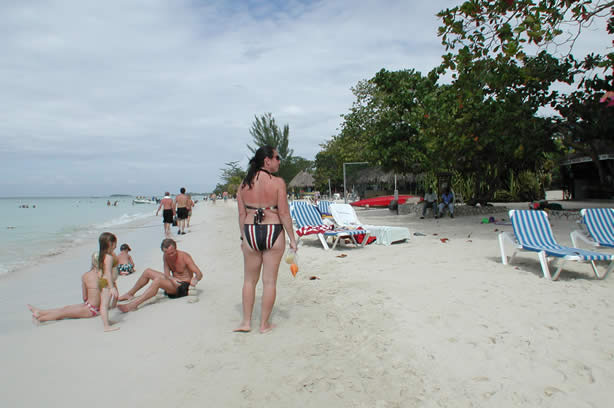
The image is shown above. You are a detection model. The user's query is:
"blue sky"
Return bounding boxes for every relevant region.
[0,0,610,196]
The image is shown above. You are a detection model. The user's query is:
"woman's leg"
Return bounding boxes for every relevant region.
[234,242,263,332]
[259,233,285,333]
[29,303,93,322]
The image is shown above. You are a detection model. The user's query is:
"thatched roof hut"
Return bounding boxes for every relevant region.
[289,171,314,188]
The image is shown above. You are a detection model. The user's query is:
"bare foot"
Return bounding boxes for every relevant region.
[118,293,134,302]
[104,326,120,332]
[27,304,40,319]
[233,323,251,333]
[118,302,137,313]
[259,323,276,334]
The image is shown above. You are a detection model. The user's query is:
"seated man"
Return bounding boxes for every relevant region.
[438,187,455,218]
[420,189,438,219]
[118,239,203,312]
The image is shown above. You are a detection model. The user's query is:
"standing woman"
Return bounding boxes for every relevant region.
[235,145,297,333]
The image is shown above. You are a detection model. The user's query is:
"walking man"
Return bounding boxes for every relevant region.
[175,187,189,235]
[156,192,174,237]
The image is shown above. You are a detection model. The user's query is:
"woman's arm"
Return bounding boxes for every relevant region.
[237,188,247,238]
[277,179,297,250]
[82,276,88,302]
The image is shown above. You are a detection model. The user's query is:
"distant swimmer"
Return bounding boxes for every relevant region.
[156,192,175,238]
[118,238,203,312]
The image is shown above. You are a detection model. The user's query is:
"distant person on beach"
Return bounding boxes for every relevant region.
[175,187,189,235]
[107,200,111,206]
[27,232,120,332]
[117,238,203,312]
[438,187,455,218]
[117,243,135,275]
[421,189,438,219]
[234,145,297,334]
[186,194,194,229]
[210,193,217,204]
[156,192,174,238]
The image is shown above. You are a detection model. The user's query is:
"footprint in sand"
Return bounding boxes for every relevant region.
[187,296,199,304]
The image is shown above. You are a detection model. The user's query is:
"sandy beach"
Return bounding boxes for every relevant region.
[2,200,614,407]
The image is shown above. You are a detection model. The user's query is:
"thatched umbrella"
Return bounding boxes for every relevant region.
[289,171,314,189]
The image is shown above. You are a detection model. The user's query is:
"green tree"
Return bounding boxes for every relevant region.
[247,113,293,159]
[214,161,246,196]
[554,73,614,185]
[437,0,613,71]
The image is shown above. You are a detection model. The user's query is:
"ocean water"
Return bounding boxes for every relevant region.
[0,196,159,275]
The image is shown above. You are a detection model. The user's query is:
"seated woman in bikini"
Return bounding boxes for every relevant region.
[27,232,120,332]
[234,145,297,334]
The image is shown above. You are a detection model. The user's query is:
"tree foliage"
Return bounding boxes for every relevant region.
[247,113,293,159]
[438,0,613,71]
[213,161,246,196]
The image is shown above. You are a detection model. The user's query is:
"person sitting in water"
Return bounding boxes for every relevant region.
[117,238,203,312]
[27,232,120,332]
[117,243,135,275]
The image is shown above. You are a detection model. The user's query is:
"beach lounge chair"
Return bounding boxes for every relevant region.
[570,208,614,249]
[316,200,333,216]
[498,210,614,280]
[330,203,410,245]
[290,201,369,250]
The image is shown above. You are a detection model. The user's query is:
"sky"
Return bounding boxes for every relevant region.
[0,0,610,197]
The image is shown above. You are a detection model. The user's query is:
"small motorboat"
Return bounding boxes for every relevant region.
[350,195,415,208]
[132,199,157,204]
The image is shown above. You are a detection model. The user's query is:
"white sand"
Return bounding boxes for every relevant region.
[2,201,614,407]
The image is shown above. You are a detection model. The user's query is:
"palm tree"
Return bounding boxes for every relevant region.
[247,113,293,160]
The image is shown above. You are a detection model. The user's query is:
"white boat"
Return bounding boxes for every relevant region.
[132,199,157,204]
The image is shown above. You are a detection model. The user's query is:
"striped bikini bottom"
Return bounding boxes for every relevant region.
[244,224,283,251]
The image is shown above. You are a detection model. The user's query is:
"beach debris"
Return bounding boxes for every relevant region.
[467,233,472,238]
[433,233,438,236]
[440,238,449,243]
[494,228,499,232]
[185,364,195,369]
[309,276,320,280]
[7,226,16,229]
[336,254,348,258]
[413,232,426,236]
[467,239,472,242]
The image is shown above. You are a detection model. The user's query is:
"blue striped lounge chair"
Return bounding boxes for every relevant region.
[316,200,333,217]
[570,208,614,249]
[498,210,614,280]
[290,201,369,250]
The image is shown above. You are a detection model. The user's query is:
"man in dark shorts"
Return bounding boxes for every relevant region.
[156,192,175,238]
[175,187,189,235]
[118,239,203,312]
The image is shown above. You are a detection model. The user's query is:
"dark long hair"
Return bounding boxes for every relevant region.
[242,145,276,189]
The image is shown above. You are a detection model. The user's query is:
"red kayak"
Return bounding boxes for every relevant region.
[350,195,415,208]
